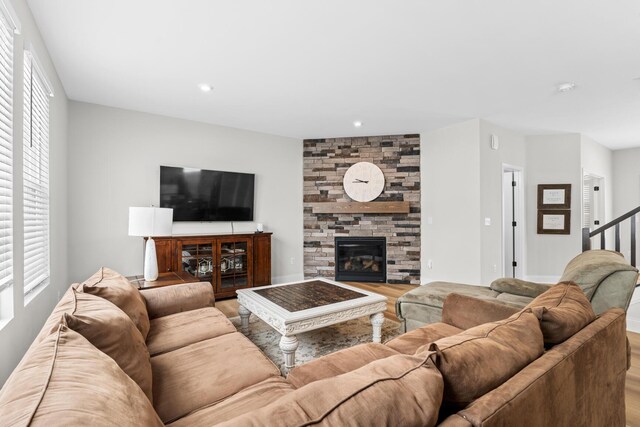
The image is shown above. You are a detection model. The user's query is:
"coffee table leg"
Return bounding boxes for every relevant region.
[279,335,299,372]
[238,304,251,334]
[370,312,385,343]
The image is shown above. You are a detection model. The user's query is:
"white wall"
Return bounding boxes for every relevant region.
[612,147,640,217]
[525,134,582,280]
[611,147,640,263]
[479,120,526,284]
[421,119,482,284]
[0,0,68,386]
[67,102,303,284]
[581,135,613,224]
[611,147,640,326]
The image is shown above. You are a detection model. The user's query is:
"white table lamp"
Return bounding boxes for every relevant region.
[128,207,173,281]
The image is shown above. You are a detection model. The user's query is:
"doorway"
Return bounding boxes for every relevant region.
[582,173,604,231]
[502,166,524,278]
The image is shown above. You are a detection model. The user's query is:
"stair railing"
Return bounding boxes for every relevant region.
[582,205,640,267]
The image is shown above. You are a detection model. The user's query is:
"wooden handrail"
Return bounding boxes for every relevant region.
[582,205,640,266]
[587,205,640,237]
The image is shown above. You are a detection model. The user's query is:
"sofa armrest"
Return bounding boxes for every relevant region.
[140,282,215,319]
[441,293,520,330]
[439,414,473,426]
[490,278,553,298]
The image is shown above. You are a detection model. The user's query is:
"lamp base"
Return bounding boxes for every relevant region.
[144,238,159,281]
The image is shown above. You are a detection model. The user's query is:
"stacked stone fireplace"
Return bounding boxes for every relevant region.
[303,134,420,285]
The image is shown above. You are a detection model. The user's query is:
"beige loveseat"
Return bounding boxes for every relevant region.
[0,268,629,426]
[397,250,638,332]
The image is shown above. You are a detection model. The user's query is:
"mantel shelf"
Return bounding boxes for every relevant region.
[309,201,410,214]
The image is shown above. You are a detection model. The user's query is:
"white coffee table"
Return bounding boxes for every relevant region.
[236,278,388,371]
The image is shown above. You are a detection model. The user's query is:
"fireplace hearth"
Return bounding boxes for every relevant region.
[335,237,386,282]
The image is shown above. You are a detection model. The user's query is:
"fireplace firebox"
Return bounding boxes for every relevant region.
[335,237,386,282]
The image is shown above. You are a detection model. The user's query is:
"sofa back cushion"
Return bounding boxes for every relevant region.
[525,281,596,346]
[423,310,544,411]
[80,267,150,339]
[216,353,444,427]
[0,325,162,427]
[559,250,637,299]
[34,284,78,344]
[61,289,153,401]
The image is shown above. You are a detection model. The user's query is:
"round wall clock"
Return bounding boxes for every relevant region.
[343,162,385,202]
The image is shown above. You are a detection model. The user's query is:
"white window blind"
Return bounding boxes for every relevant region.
[0,5,14,299]
[23,50,51,296]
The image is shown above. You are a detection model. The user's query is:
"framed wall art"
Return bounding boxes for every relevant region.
[537,209,571,234]
[537,184,571,209]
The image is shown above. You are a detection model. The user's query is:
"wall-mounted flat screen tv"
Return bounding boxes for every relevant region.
[160,166,255,221]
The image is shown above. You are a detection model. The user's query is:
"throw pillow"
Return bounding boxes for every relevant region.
[216,353,443,427]
[61,289,153,401]
[80,267,150,339]
[525,281,596,345]
[423,309,544,411]
[0,325,163,427]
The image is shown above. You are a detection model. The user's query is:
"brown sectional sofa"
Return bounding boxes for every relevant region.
[0,268,630,426]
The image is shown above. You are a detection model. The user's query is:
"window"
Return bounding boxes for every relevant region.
[23,50,52,298]
[0,0,17,321]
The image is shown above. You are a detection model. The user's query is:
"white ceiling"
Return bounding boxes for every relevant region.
[27,0,640,149]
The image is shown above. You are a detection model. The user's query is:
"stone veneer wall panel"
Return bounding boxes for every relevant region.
[303,134,420,284]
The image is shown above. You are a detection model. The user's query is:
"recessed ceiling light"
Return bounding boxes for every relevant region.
[198,83,213,92]
[557,82,576,93]
[353,121,363,128]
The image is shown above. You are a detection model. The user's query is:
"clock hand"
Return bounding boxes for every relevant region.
[353,179,369,184]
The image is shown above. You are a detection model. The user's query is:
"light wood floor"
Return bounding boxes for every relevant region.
[214,283,640,425]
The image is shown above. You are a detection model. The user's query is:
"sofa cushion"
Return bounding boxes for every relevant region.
[80,267,150,339]
[494,292,533,306]
[525,281,596,345]
[385,322,462,354]
[287,343,399,388]
[35,284,78,343]
[398,281,499,309]
[167,377,295,427]
[151,332,280,424]
[490,278,552,298]
[146,307,236,356]
[559,250,637,298]
[424,309,544,411]
[216,353,444,427]
[0,325,163,427]
[61,289,152,401]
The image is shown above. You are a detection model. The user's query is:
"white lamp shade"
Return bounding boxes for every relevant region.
[128,207,173,237]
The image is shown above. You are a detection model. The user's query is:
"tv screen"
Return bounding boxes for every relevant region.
[160,166,255,222]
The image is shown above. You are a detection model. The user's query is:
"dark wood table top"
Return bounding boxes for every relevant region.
[253,280,366,312]
[127,271,200,290]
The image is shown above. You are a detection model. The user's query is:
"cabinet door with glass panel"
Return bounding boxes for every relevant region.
[175,238,216,285]
[217,237,253,296]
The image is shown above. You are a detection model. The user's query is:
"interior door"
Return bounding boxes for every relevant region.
[503,168,524,279]
[583,174,604,230]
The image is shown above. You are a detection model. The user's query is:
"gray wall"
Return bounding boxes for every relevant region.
[611,147,640,318]
[525,134,582,279]
[67,102,304,284]
[479,120,526,284]
[421,119,482,283]
[0,0,68,386]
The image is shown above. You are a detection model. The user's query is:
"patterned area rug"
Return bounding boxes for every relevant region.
[229,315,402,374]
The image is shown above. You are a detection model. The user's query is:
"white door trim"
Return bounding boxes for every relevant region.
[502,164,526,279]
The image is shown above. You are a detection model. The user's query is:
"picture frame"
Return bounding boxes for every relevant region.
[537,184,571,209]
[537,209,571,234]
